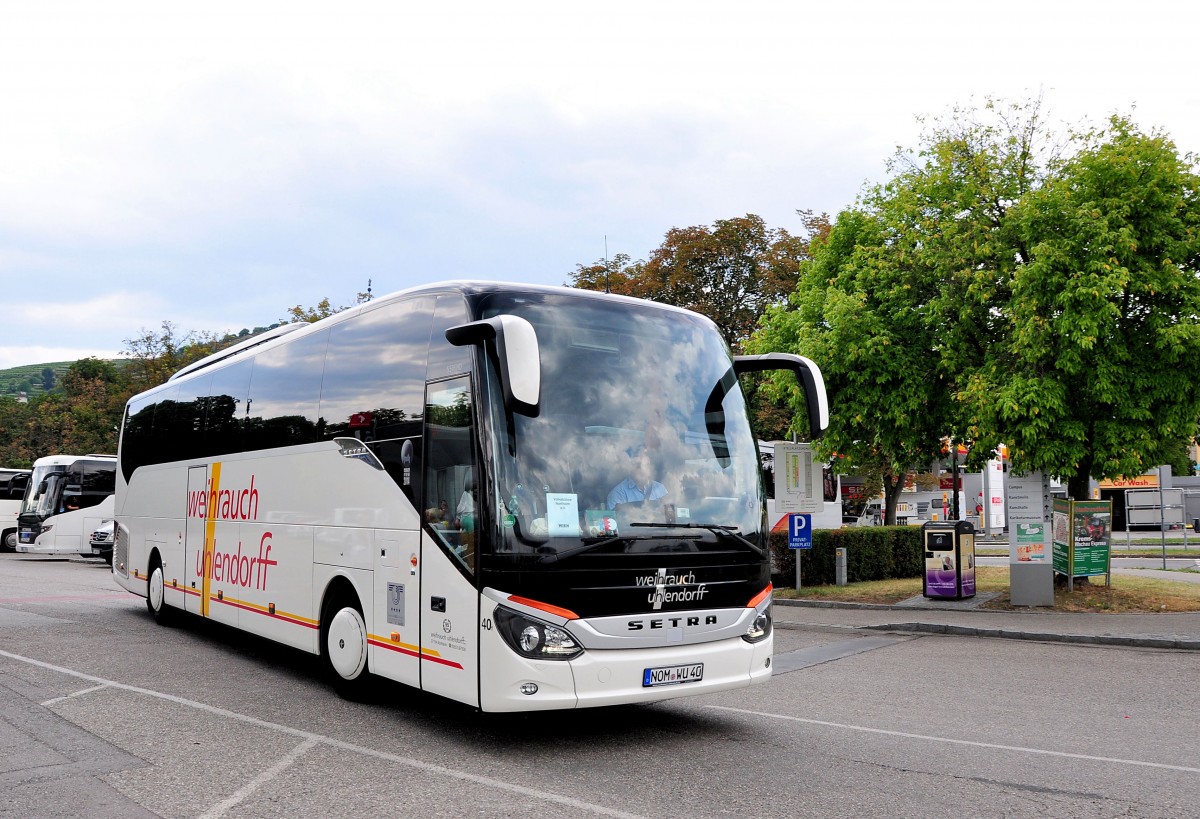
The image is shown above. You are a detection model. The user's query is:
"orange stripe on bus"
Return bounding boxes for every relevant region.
[746,583,772,608]
[507,595,579,621]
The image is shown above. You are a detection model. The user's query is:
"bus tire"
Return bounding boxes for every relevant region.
[320,595,371,701]
[146,555,176,626]
[2,529,15,551]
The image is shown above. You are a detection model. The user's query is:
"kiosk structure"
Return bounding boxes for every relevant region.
[922,520,976,600]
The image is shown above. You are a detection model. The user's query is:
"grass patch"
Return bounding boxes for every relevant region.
[775,566,1200,613]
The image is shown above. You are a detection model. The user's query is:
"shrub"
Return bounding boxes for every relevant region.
[770,526,924,587]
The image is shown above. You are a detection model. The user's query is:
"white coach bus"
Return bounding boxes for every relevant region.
[16,455,116,557]
[113,282,827,711]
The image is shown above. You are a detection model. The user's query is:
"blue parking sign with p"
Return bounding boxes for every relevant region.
[788,514,812,549]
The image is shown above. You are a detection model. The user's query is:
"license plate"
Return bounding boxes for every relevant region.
[643,663,704,687]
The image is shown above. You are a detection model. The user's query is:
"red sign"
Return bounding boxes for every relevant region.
[349,412,374,429]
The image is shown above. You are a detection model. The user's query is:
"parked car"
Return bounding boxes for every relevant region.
[89,519,114,565]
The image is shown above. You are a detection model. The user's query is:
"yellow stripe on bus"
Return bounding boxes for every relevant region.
[201,462,221,617]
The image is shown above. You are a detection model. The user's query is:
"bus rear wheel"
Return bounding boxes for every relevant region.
[146,557,176,626]
[321,597,371,701]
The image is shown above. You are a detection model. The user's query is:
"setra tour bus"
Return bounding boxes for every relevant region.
[113,282,827,711]
[16,455,116,557]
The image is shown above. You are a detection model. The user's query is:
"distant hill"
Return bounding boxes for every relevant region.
[0,360,122,399]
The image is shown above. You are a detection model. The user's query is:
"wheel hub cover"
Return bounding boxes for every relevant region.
[328,608,368,679]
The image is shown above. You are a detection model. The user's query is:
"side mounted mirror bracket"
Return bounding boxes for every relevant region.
[733,353,829,440]
[445,315,541,417]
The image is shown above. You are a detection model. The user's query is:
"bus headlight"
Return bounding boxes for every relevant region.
[495,606,583,660]
[742,604,772,644]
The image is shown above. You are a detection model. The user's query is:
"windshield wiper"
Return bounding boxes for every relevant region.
[539,536,641,562]
[628,522,765,557]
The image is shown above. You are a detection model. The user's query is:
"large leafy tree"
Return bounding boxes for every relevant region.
[753,207,954,523]
[759,101,1200,514]
[750,98,1054,522]
[965,116,1200,498]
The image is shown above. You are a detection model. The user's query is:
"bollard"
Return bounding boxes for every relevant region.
[835,547,847,586]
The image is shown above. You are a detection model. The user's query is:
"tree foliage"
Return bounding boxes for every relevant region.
[756,99,1200,510]
[965,116,1200,497]
[569,213,828,353]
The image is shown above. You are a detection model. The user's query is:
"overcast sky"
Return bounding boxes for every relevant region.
[2,0,1196,369]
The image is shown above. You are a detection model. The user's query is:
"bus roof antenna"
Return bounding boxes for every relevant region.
[604,236,610,294]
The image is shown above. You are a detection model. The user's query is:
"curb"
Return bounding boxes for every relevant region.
[862,622,1200,651]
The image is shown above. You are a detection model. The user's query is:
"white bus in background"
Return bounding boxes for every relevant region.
[113,281,827,712]
[16,455,116,557]
[1,467,32,550]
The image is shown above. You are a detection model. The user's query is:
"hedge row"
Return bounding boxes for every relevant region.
[769,526,924,587]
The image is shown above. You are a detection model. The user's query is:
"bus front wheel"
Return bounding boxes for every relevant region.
[146,557,176,626]
[321,597,371,701]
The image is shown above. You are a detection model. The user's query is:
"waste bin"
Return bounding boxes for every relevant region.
[922,520,976,600]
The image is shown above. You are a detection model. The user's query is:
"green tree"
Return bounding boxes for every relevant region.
[753,207,953,523]
[965,116,1200,498]
[41,367,56,392]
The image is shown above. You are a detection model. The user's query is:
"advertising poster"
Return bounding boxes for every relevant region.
[1051,498,1111,578]
[923,528,959,597]
[1071,500,1112,577]
[960,531,976,596]
[1051,498,1071,575]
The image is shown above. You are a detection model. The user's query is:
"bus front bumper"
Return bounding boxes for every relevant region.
[480,632,772,712]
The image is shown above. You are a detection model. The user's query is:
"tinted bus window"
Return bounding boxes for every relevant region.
[245,329,329,451]
[322,297,433,502]
[121,393,158,480]
[172,373,213,463]
[205,359,253,457]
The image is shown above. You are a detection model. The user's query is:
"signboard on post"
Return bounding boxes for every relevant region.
[787,514,812,550]
[773,442,823,515]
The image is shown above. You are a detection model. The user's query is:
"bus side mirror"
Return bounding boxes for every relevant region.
[446,315,541,417]
[732,353,829,440]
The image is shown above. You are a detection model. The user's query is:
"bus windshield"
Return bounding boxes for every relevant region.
[481,293,763,557]
[19,464,66,517]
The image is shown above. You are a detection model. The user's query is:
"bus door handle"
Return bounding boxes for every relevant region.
[430,596,446,612]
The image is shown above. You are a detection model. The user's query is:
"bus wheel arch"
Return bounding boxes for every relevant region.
[146,549,176,626]
[319,578,371,700]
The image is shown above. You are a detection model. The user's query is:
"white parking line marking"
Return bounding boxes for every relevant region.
[707,705,1200,774]
[198,737,319,819]
[41,682,110,707]
[1,649,646,819]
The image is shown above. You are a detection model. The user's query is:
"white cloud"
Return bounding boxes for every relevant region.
[0,0,1197,370]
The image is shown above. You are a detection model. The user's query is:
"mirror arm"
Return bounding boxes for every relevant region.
[732,353,829,440]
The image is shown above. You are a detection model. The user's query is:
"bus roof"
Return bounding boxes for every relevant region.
[31,454,116,467]
[156,280,708,393]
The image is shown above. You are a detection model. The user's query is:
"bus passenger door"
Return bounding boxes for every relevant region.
[420,376,481,708]
[184,466,208,615]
